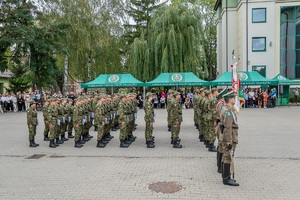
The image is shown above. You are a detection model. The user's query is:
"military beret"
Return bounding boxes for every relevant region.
[223,91,235,99]
[205,90,211,96]
[211,87,218,93]
[199,88,206,92]
[173,92,180,96]
[146,92,153,98]
[217,88,228,99]
[29,100,36,105]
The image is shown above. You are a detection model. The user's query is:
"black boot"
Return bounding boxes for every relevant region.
[146,141,155,148]
[108,134,114,139]
[199,135,204,142]
[111,126,117,131]
[146,138,155,144]
[223,163,239,186]
[168,125,171,132]
[29,140,37,147]
[96,140,106,148]
[33,139,39,146]
[61,134,69,141]
[101,138,109,144]
[120,140,129,148]
[74,141,83,148]
[49,140,56,148]
[217,153,223,173]
[128,135,135,142]
[68,133,74,138]
[44,135,50,141]
[56,137,63,144]
[86,133,93,139]
[79,139,85,144]
[94,126,98,131]
[83,135,90,141]
[208,144,217,152]
[115,124,120,130]
[129,135,136,140]
[173,139,182,148]
[171,138,180,144]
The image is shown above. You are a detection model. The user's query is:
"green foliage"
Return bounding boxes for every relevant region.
[6,63,31,93]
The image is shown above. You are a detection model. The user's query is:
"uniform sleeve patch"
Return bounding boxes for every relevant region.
[226,111,231,116]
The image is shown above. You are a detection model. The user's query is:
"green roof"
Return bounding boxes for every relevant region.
[210,71,278,86]
[272,74,299,85]
[81,74,144,88]
[145,72,210,87]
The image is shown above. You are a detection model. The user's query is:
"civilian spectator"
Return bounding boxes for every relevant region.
[160,95,166,108]
[270,88,277,108]
[248,89,254,108]
[263,90,268,108]
[293,87,299,104]
[17,94,25,112]
[243,89,249,108]
[24,92,31,111]
[153,93,159,108]
[11,94,17,112]
[257,88,263,108]
[184,96,191,109]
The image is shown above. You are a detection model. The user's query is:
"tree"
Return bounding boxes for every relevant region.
[6,63,31,93]
[128,2,207,82]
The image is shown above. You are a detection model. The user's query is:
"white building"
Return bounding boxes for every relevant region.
[214,0,300,81]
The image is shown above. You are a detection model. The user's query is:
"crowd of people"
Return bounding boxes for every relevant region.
[243,87,278,108]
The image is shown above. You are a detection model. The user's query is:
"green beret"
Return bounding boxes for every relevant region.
[199,88,206,92]
[223,91,235,99]
[217,88,228,99]
[173,92,180,96]
[29,100,36,105]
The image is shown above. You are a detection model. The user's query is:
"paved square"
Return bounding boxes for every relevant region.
[0,106,300,199]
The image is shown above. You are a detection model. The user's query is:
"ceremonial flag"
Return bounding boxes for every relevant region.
[231,63,245,113]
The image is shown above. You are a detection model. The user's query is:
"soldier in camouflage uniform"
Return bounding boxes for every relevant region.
[95,96,107,148]
[198,88,206,142]
[167,90,174,132]
[118,94,129,148]
[144,92,155,148]
[73,98,83,148]
[48,99,59,148]
[60,98,69,142]
[27,100,39,147]
[67,99,75,138]
[111,94,120,131]
[206,88,218,152]
[43,100,50,141]
[171,92,183,148]
[216,88,227,173]
[193,89,199,130]
[127,94,137,143]
[56,99,64,145]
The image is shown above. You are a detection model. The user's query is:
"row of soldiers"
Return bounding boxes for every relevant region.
[193,88,239,186]
[37,91,138,148]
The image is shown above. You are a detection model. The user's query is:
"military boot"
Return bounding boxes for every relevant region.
[101,137,109,144]
[74,141,83,148]
[29,140,37,147]
[108,134,114,139]
[146,141,155,148]
[223,163,239,186]
[86,132,93,139]
[120,140,129,148]
[111,126,117,131]
[83,135,90,141]
[168,125,171,132]
[94,126,98,131]
[79,139,85,144]
[33,139,39,146]
[44,135,50,141]
[217,153,223,173]
[49,140,56,148]
[96,140,106,148]
[56,137,63,144]
[208,144,217,152]
[199,135,204,142]
[115,124,120,130]
[128,135,135,142]
[61,134,69,141]
[173,139,182,148]
[68,133,74,138]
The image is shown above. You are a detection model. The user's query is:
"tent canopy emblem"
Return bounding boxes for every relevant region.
[171,74,183,82]
[108,75,120,83]
[238,72,248,80]
[277,75,286,81]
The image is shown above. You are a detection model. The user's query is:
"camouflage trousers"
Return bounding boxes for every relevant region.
[171,121,181,141]
[67,119,73,134]
[43,121,49,136]
[83,120,92,136]
[222,143,236,164]
[104,120,112,136]
[56,123,61,138]
[206,120,216,144]
[119,122,127,140]
[216,123,223,153]
[49,120,57,140]
[97,122,105,141]
[60,122,67,136]
[28,125,37,140]
[74,124,83,142]
[145,121,153,141]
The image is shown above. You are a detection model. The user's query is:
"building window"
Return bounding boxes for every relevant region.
[252,66,266,77]
[252,37,266,52]
[252,8,267,23]
[280,6,300,79]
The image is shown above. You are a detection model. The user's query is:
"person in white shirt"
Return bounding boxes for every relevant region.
[293,87,299,104]
[248,89,255,108]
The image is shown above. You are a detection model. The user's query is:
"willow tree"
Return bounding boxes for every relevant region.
[129,3,208,82]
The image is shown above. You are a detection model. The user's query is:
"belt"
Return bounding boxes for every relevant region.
[232,127,238,129]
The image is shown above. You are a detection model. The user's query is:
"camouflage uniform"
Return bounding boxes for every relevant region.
[48,101,58,147]
[27,101,39,147]
[144,92,155,148]
[118,96,129,148]
[171,92,183,148]
[43,102,50,141]
[206,95,218,152]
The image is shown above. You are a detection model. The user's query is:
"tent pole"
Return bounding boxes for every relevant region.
[111,87,113,95]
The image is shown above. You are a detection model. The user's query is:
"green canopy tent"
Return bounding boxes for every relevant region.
[81,74,144,88]
[271,74,299,106]
[210,71,278,86]
[145,72,210,87]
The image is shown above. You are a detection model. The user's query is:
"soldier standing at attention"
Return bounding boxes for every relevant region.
[119,94,129,148]
[27,100,39,147]
[202,90,211,147]
[167,90,174,132]
[73,98,83,148]
[60,98,69,142]
[206,88,218,152]
[172,92,183,148]
[49,99,59,148]
[198,88,206,142]
[216,88,227,173]
[56,99,64,145]
[144,92,155,148]
[193,89,199,130]
[95,96,107,148]
[220,91,239,186]
[67,99,75,139]
[43,100,50,141]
